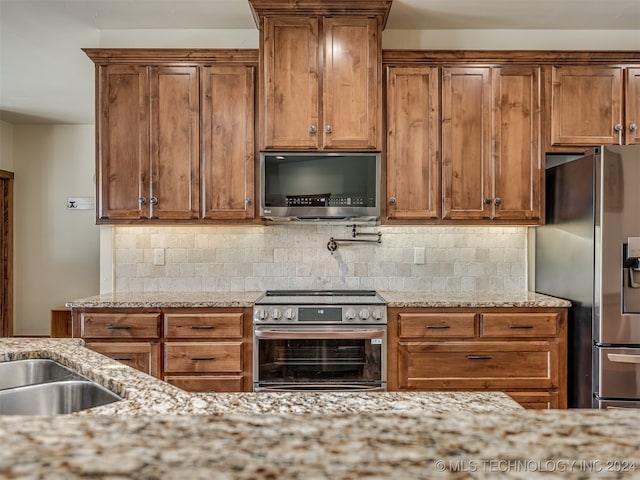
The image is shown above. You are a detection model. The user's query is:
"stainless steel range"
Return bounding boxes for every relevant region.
[253,290,387,392]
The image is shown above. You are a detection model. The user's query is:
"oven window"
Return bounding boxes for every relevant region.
[257,337,382,386]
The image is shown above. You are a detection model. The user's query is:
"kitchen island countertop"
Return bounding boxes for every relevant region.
[2,338,640,479]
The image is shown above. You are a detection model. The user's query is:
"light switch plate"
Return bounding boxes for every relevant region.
[414,247,425,265]
[629,237,640,258]
[153,248,165,266]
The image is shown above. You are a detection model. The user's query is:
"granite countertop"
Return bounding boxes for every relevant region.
[66,290,571,309]
[2,339,640,478]
[379,291,572,308]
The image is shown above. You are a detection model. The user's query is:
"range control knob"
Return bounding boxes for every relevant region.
[372,309,384,321]
[284,308,296,321]
[255,308,267,320]
[270,308,282,320]
[345,308,357,321]
[358,309,370,320]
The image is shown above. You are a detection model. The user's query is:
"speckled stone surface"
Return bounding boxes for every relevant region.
[379,290,571,308]
[2,339,640,479]
[65,291,263,308]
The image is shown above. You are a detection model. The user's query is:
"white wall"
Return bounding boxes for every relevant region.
[13,125,99,335]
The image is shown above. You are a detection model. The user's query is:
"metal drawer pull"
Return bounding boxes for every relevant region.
[106,325,131,330]
[467,355,492,360]
[510,325,534,329]
[189,357,215,361]
[607,354,640,364]
[190,325,215,330]
[426,325,450,329]
[112,357,133,361]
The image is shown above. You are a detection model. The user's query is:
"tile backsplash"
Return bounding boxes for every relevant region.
[112,225,528,292]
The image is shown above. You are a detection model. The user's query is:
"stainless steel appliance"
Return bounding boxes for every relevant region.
[253,290,387,391]
[535,145,640,408]
[259,152,381,223]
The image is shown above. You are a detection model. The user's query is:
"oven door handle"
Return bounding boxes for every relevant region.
[254,327,385,340]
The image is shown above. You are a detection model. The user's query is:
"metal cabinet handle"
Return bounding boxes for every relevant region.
[614,124,623,132]
[467,355,492,360]
[245,198,252,205]
[630,123,639,132]
[484,198,492,205]
[106,325,131,330]
[309,125,317,134]
[325,125,332,133]
[139,197,147,205]
[426,325,450,329]
[190,325,215,330]
[189,357,215,361]
[510,325,534,329]
[112,357,134,361]
[388,197,396,205]
[150,197,158,205]
[494,197,502,206]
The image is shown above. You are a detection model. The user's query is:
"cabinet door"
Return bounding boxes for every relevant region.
[322,16,380,150]
[149,66,200,220]
[442,67,492,220]
[491,66,541,220]
[626,68,640,145]
[86,341,161,378]
[261,16,320,150]
[97,64,150,221]
[202,65,255,220]
[386,66,440,220]
[551,66,623,145]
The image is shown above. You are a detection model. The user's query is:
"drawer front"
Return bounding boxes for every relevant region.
[506,391,559,409]
[164,375,244,392]
[164,313,243,339]
[597,347,640,399]
[481,313,559,338]
[82,313,161,339]
[86,341,161,378]
[398,313,476,338]
[164,342,242,373]
[398,341,557,390]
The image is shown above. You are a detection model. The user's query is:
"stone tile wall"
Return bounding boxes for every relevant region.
[112,225,528,292]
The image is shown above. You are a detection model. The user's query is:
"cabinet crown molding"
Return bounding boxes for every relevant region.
[82,48,259,65]
[248,0,393,29]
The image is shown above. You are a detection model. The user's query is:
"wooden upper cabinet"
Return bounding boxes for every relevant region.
[442,67,492,220]
[550,66,623,146]
[97,64,150,221]
[386,66,440,220]
[96,64,199,222]
[201,65,255,220]
[626,68,640,145]
[491,66,541,221]
[259,14,381,151]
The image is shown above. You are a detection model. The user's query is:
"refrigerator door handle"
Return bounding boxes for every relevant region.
[607,353,640,364]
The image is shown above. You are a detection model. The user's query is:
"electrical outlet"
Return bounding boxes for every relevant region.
[153,248,165,266]
[414,247,425,265]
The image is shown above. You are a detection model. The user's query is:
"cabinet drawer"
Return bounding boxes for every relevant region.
[165,375,244,392]
[164,342,242,373]
[86,341,161,378]
[481,313,559,337]
[398,341,557,390]
[164,313,242,338]
[82,313,161,339]
[506,391,559,409]
[399,313,476,338]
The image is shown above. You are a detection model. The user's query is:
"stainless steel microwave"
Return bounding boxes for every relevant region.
[259,152,381,224]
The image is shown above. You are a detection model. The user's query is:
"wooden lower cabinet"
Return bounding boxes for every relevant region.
[72,307,253,392]
[388,307,567,409]
[86,341,161,378]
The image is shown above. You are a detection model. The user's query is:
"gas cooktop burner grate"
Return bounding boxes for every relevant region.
[265,290,377,297]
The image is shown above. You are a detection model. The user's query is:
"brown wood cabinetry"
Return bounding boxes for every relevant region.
[251,0,389,151]
[72,307,253,392]
[387,307,567,409]
[84,49,257,225]
[549,65,639,147]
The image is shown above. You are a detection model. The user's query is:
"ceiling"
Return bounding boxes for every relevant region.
[1,0,639,124]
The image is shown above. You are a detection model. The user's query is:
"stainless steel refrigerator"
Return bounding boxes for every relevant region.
[535,145,640,408]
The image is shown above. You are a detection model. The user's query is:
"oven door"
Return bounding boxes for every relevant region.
[253,325,386,392]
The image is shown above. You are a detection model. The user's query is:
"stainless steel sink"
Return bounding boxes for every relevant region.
[0,380,121,415]
[0,359,83,390]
